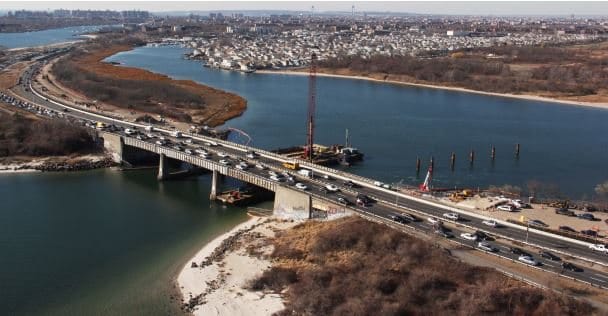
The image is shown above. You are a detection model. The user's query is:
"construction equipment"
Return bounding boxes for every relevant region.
[304,52,317,162]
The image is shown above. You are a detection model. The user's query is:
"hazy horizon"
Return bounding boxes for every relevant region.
[1,1,608,17]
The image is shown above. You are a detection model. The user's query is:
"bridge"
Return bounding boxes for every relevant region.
[4,55,608,290]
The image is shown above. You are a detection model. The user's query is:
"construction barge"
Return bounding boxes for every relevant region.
[215,186,273,206]
[272,143,364,166]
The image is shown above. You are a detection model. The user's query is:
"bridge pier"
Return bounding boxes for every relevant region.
[210,169,219,200]
[157,153,167,181]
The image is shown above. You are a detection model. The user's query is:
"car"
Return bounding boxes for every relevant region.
[255,163,266,170]
[343,180,358,188]
[246,151,259,159]
[337,196,351,205]
[270,175,284,182]
[589,244,608,253]
[172,145,183,151]
[219,159,230,165]
[184,149,193,155]
[443,212,459,221]
[268,171,278,177]
[561,262,583,272]
[295,183,308,190]
[322,174,333,180]
[578,213,596,221]
[373,181,384,187]
[325,184,339,193]
[477,241,498,252]
[555,208,576,216]
[401,213,418,222]
[497,205,514,212]
[427,217,441,225]
[236,163,248,170]
[528,219,549,228]
[460,233,478,241]
[195,148,207,155]
[155,140,166,146]
[390,214,408,224]
[356,194,374,205]
[435,229,454,238]
[482,219,498,227]
[539,250,560,261]
[518,255,540,266]
[200,153,211,159]
[509,247,530,256]
[185,138,193,144]
[558,226,577,233]
[473,231,492,241]
[217,152,228,158]
[581,229,598,237]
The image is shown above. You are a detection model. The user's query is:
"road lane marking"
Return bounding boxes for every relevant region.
[595,274,608,279]
[590,277,606,283]
[543,263,556,268]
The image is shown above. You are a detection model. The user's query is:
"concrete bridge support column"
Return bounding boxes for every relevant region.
[210,169,219,200]
[157,153,167,181]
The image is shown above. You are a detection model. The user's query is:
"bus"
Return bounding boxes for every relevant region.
[282,161,299,170]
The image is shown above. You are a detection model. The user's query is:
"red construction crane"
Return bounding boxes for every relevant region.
[305,52,317,162]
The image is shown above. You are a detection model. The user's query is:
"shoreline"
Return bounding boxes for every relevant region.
[256,70,608,110]
[177,215,293,315]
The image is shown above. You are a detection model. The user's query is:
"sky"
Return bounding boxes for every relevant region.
[1,1,608,16]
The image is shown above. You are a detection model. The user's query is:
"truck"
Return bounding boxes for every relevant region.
[297,169,313,178]
[95,122,106,130]
[282,161,299,170]
[172,131,182,138]
[589,244,608,254]
[145,125,154,132]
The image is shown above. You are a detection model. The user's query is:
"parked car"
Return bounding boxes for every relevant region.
[477,241,498,252]
[460,233,478,241]
[539,250,560,261]
[581,230,598,237]
[518,255,540,266]
[578,213,596,221]
[497,205,514,212]
[558,226,577,233]
[561,262,583,272]
[443,212,459,221]
[555,208,575,216]
[482,220,498,227]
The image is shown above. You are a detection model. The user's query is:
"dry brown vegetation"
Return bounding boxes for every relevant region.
[0,112,101,156]
[251,217,594,316]
[51,36,246,126]
[320,42,608,103]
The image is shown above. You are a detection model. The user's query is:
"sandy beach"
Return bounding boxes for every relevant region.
[256,70,608,110]
[177,215,298,316]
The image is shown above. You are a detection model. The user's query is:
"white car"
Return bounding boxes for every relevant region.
[477,241,498,252]
[518,255,540,266]
[184,149,193,155]
[236,164,248,170]
[325,184,339,192]
[255,163,266,170]
[200,153,211,159]
[427,217,441,225]
[246,152,258,159]
[219,159,230,165]
[589,244,608,253]
[268,171,278,177]
[295,183,308,190]
[443,212,459,221]
[482,220,498,227]
[217,152,228,158]
[460,233,478,241]
[497,205,514,212]
[270,175,284,182]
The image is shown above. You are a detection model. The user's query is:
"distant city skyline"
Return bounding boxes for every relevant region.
[1,1,608,16]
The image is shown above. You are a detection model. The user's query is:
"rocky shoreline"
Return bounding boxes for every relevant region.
[0,155,116,173]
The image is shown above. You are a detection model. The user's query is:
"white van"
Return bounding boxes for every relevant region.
[297,169,313,178]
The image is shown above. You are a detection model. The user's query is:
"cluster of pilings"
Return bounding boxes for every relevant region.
[415,143,521,174]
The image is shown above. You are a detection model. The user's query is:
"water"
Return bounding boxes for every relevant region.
[106,46,608,198]
[0,169,266,315]
[0,25,107,49]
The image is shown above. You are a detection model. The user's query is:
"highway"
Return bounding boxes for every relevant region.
[4,57,608,289]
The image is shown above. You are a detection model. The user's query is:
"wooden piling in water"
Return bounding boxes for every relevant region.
[450,152,456,171]
[515,143,520,158]
[469,149,475,164]
[416,157,421,173]
[491,145,496,160]
[430,156,434,170]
